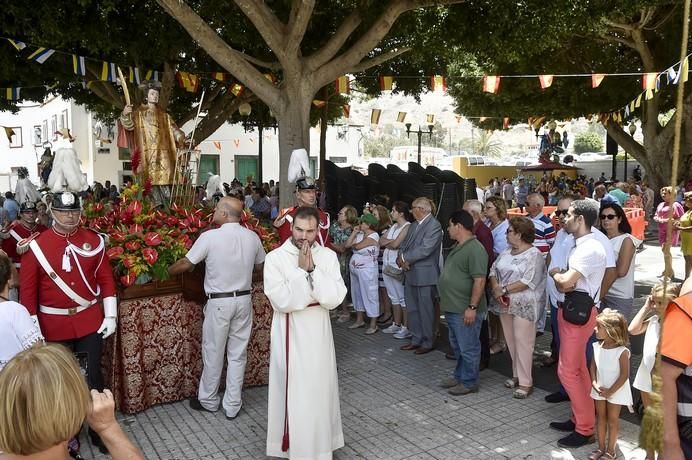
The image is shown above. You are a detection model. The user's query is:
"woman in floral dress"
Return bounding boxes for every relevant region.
[330,205,358,322]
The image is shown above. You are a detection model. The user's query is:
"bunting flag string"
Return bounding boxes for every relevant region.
[483,75,501,94]
[176,71,200,92]
[5,87,20,100]
[7,39,26,51]
[129,66,142,84]
[27,47,55,64]
[592,74,605,88]
[379,76,394,91]
[72,55,86,76]
[100,62,117,82]
[397,111,406,123]
[538,74,554,89]
[430,75,447,92]
[426,113,435,124]
[370,108,381,125]
[335,76,350,94]
[342,104,350,118]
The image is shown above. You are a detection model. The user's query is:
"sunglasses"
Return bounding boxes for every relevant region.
[554,210,568,217]
[600,214,617,220]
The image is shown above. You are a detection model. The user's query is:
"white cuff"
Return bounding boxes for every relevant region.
[103,296,118,319]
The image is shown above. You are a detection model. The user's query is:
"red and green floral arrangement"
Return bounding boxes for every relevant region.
[82,149,279,287]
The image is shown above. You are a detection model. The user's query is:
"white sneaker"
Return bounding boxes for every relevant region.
[382,323,402,334]
[393,326,412,339]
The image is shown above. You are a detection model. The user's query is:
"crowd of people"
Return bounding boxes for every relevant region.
[328,173,692,458]
[0,163,691,460]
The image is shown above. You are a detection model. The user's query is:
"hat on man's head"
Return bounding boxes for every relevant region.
[359,213,378,227]
[50,192,81,211]
[287,148,316,190]
[296,176,316,190]
[19,200,38,213]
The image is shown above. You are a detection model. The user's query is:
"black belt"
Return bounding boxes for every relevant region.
[207,290,252,299]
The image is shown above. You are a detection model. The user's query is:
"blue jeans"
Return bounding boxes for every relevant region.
[446,310,486,388]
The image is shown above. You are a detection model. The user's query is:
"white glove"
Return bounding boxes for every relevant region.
[97,297,118,339]
[30,315,43,336]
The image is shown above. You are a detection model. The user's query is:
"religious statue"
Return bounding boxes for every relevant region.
[118,81,186,186]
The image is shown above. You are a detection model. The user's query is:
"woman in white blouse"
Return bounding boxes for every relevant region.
[488,217,547,399]
[0,252,43,371]
[484,196,510,354]
[599,203,641,320]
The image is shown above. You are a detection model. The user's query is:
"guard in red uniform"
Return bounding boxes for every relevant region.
[0,200,48,300]
[273,176,331,246]
[19,191,117,391]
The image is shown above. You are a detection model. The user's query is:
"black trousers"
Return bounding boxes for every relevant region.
[56,332,104,391]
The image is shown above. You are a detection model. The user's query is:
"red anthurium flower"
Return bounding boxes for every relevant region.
[106,246,124,260]
[142,248,158,265]
[125,240,141,251]
[122,256,136,269]
[129,224,143,234]
[110,231,126,242]
[127,200,143,215]
[120,272,136,287]
[144,232,162,246]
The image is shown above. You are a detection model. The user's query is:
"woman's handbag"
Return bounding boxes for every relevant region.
[383,264,404,282]
[562,290,595,325]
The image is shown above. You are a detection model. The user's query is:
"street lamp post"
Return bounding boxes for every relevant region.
[627,122,636,181]
[405,123,434,164]
[239,102,275,185]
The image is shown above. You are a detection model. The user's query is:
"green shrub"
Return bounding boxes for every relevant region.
[574,132,604,154]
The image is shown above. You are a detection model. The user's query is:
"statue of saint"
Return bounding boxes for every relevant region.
[118,81,186,186]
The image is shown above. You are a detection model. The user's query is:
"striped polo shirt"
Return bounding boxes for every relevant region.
[530,213,555,256]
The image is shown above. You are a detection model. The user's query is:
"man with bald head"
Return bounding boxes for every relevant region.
[169,196,266,419]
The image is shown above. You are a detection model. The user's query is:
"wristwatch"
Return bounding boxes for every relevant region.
[468,304,477,311]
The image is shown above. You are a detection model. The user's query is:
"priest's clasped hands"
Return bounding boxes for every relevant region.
[298,240,315,273]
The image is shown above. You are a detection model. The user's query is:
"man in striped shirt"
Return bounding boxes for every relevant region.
[526,193,556,256]
[526,193,555,334]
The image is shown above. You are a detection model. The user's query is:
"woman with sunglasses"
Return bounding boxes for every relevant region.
[599,203,641,320]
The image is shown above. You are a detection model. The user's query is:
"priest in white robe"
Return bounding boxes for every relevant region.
[264,206,346,460]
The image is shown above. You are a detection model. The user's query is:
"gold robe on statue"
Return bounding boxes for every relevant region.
[119,106,183,185]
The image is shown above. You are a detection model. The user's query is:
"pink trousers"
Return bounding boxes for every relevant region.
[557,307,597,435]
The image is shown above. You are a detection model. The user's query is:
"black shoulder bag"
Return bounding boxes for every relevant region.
[562,290,595,325]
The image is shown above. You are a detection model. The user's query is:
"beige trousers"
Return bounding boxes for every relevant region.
[499,313,536,387]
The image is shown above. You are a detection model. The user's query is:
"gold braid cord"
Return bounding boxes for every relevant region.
[640,0,690,452]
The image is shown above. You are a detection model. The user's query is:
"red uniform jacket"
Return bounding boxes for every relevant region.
[20,227,117,341]
[1,222,48,268]
[275,207,331,247]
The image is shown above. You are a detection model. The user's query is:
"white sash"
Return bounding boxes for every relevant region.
[28,240,94,308]
[9,229,22,242]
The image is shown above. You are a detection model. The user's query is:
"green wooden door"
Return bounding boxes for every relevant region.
[198,154,219,185]
[236,156,258,184]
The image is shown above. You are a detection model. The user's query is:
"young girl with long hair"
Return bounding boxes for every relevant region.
[628,282,680,460]
[589,309,633,460]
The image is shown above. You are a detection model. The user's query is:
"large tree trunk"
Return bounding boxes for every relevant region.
[276,84,313,208]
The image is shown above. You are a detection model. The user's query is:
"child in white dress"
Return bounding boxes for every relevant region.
[627,282,680,460]
[589,309,633,460]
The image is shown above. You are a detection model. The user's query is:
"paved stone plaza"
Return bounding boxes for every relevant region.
[83,242,684,459]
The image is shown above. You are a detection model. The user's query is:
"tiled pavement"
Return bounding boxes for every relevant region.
[82,316,647,460]
[81,242,684,459]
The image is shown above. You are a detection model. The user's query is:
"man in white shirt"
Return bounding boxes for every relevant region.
[169,196,266,419]
[548,200,605,449]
